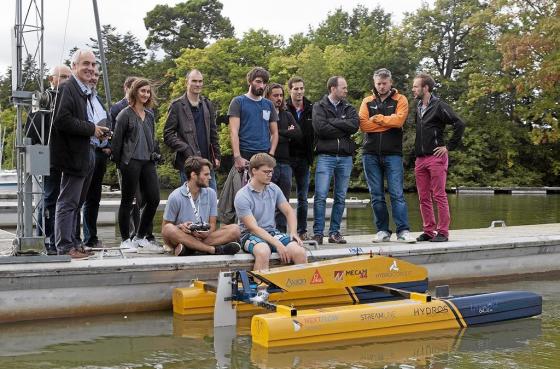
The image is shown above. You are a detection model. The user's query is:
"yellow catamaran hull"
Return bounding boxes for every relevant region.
[173,255,429,317]
[172,255,542,348]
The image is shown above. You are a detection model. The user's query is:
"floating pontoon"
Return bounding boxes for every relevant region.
[173,254,542,348]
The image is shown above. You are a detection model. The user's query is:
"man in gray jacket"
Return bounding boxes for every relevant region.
[164,69,221,191]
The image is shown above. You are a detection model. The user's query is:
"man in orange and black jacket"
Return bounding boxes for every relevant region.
[359,68,415,244]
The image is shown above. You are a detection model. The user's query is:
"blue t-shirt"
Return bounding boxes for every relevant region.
[234,182,287,236]
[227,95,278,153]
[163,185,217,224]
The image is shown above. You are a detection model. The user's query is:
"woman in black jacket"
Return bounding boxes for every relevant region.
[112,78,162,252]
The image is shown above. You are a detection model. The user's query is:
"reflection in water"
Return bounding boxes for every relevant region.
[247,319,541,369]
[0,279,557,369]
[346,193,560,235]
[96,194,560,244]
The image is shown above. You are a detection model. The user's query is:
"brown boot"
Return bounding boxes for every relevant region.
[312,234,323,245]
[68,248,89,259]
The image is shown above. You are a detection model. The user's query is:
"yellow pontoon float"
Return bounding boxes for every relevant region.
[173,255,541,348]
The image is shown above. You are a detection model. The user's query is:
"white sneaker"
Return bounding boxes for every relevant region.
[132,236,148,247]
[120,239,137,253]
[397,230,416,243]
[136,238,164,254]
[372,231,391,243]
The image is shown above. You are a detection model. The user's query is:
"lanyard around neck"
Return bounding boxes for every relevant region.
[184,184,202,223]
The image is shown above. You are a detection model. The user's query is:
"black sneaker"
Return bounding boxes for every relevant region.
[312,234,323,245]
[328,232,347,244]
[298,232,309,241]
[416,233,434,242]
[214,241,241,255]
[430,233,448,242]
[85,239,103,249]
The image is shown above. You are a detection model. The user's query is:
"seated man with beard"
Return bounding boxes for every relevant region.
[162,156,241,256]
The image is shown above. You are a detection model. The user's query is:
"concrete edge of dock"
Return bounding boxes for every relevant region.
[0,224,558,323]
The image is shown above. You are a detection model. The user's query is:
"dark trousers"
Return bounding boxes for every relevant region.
[290,158,311,234]
[41,167,62,251]
[118,159,160,241]
[83,150,108,245]
[240,150,263,161]
[55,149,94,254]
[271,162,292,233]
[39,167,81,252]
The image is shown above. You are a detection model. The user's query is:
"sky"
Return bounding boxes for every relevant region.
[0,0,429,74]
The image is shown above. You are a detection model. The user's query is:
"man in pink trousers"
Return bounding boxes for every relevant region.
[412,73,465,242]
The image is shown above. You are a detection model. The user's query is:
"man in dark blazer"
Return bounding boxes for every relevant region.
[163,69,221,191]
[51,49,108,258]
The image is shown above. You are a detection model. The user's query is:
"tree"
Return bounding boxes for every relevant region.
[293,44,329,102]
[403,0,482,80]
[285,33,310,55]
[496,0,559,144]
[0,107,16,170]
[461,0,560,185]
[236,29,285,68]
[144,0,234,58]
[309,5,392,50]
[0,69,13,109]
[86,24,147,102]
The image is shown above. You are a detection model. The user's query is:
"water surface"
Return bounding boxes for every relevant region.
[1,277,558,369]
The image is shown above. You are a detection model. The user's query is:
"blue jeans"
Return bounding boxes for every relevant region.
[362,153,410,234]
[271,162,292,233]
[180,169,217,192]
[313,154,353,236]
[290,159,310,234]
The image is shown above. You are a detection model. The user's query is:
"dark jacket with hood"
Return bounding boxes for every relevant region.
[51,76,96,176]
[414,94,465,157]
[312,95,359,156]
[286,96,314,164]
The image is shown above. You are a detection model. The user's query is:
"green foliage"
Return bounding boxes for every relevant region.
[218,123,231,156]
[402,0,482,80]
[293,44,329,102]
[87,25,147,102]
[285,33,310,55]
[309,5,391,50]
[2,0,558,189]
[0,107,16,169]
[0,70,12,109]
[144,0,234,58]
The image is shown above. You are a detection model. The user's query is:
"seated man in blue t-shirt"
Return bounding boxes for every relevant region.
[234,153,307,270]
[162,156,241,256]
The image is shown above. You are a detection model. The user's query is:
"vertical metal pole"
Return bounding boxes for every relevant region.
[92,0,112,109]
[38,0,46,238]
[23,138,33,237]
[13,0,49,254]
[14,0,24,239]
